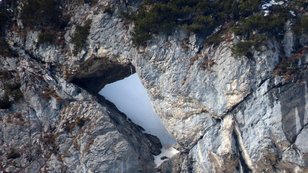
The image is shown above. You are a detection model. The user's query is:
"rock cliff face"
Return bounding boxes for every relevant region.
[1,0,308,172]
[0,54,161,172]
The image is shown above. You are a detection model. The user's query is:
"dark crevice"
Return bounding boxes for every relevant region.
[262,81,291,96]
[11,41,48,65]
[183,121,217,151]
[225,92,252,115]
[70,57,135,94]
[257,77,270,88]
[238,153,251,173]
[11,43,62,86]
[292,122,308,144]
[233,129,252,173]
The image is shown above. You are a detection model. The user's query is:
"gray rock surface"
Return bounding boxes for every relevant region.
[0,55,160,172]
[1,0,308,172]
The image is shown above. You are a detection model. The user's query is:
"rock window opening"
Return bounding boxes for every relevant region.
[99,73,178,166]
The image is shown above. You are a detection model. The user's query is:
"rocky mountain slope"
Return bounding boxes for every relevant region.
[0,0,307,172]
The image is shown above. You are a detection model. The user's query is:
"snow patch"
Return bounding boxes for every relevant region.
[261,0,286,16]
[99,73,176,147]
[99,73,179,167]
[289,10,296,17]
[154,147,179,166]
[264,10,270,16]
[99,73,179,166]
[262,0,284,10]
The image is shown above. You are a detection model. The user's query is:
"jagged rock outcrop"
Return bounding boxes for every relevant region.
[0,54,161,172]
[1,0,308,172]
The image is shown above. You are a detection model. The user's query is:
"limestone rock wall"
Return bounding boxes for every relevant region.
[1,0,308,172]
[0,54,160,172]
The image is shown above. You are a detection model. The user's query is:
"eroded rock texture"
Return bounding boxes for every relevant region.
[1,0,308,172]
[0,55,160,172]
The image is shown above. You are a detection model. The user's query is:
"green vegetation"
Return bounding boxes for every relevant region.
[0,93,11,109]
[237,0,260,17]
[20,0,68,47]
[293,15,308,34]
[300,15,308,33]
[0,38,13,56]
[71,20,92,55]
[0,0,18,34]
[21,0,62,28]
[129,0,306,57]
[0,2,15,56]
[290,0,308,9]
[131,0,261,45]
[232,9,289,56]
[0,70,23,109]
[273,47,308,80]
[38,30,56,45]
[205,32,224,46]
[0,7,9,35]
[7,148,21,159]
[6,82,23,102]
[233,13,288,38]
[232,34,266,57]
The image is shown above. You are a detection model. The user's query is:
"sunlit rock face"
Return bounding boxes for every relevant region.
[2,0,308,172]
[134,36,308,172]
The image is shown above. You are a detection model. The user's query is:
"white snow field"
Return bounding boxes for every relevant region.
[99,73,178,166]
